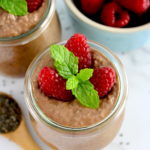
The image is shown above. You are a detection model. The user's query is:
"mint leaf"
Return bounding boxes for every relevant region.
[77,69,93,81]
[0,0,28,16]
[50,45,78,79]
[66,76,79,90]
[72,81,100,109]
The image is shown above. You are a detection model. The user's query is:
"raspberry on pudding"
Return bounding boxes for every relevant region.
[65,33,92,70]
[90,67,116,97]
[38,67,74,101]
[27,0,44,13]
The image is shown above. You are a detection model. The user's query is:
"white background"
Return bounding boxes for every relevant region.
[0,0,150,150]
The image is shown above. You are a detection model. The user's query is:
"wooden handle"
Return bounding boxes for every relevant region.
[3,119,41,150]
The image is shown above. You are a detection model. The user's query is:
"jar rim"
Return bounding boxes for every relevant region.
[24,40,128,132]
[0,0,54,43]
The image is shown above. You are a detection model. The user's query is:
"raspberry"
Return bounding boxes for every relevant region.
[101,2,130,27]
[80,0,104,15]
[38,67,74,101]
[90,67,116,97]
[65,33,92,70]
[115,0,150,14]
[26,0,43,13]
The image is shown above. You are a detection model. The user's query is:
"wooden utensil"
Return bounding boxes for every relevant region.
[0,92,41,150]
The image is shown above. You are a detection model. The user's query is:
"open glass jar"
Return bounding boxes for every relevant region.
[24,41,128,150]
[0,0,61,77]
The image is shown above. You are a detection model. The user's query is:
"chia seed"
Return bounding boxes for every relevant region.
[0,94,21,133]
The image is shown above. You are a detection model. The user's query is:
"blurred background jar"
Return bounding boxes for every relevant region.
[0,0,61,77]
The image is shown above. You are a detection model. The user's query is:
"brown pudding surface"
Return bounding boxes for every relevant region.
[0,1,46,38]
[32,49,119,128]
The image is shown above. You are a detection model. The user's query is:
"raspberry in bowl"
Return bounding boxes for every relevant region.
[64,0,150,52]
[0,0,61,77]
[24,34,128,150]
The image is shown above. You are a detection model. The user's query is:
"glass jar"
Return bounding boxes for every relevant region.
[0,0,61,77]
[24,41,128,150]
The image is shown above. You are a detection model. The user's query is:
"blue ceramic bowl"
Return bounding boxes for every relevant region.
[64,0,150,52]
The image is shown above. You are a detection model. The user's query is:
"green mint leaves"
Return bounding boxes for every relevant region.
[51,45,78,79]
[66,76,79,90]
[50,45,100,109]
[72,81,100,109]
[77,69,93,81]
[0,0,28,16]
[66,69,93,90]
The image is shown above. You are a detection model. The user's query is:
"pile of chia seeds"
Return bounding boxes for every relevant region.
[0,94,21,133]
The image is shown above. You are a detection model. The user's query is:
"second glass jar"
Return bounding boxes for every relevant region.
[0,0,61,77]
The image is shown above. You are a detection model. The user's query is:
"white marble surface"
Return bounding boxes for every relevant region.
[0,0,150,150]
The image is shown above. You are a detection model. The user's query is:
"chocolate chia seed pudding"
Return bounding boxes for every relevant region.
[0,0,61,77]
[25,41,127,150]
[0,2,46,38]
[32,49,119,128]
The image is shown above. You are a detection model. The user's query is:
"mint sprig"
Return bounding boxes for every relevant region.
[66,69,93,90]
[72,81,100,109]
[51,45,78,79]
[0,0,28,16]
[66,76,79,90]
[50,45,100,109]
[77,69,93,81]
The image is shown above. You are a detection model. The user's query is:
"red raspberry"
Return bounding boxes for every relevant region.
[101,2,130,27]
[65,33,92,70]
[90,67,116,97]
[115,0,150,14]
[38,67,74,101]
[26,0,43,13]
[80,0,104,15]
